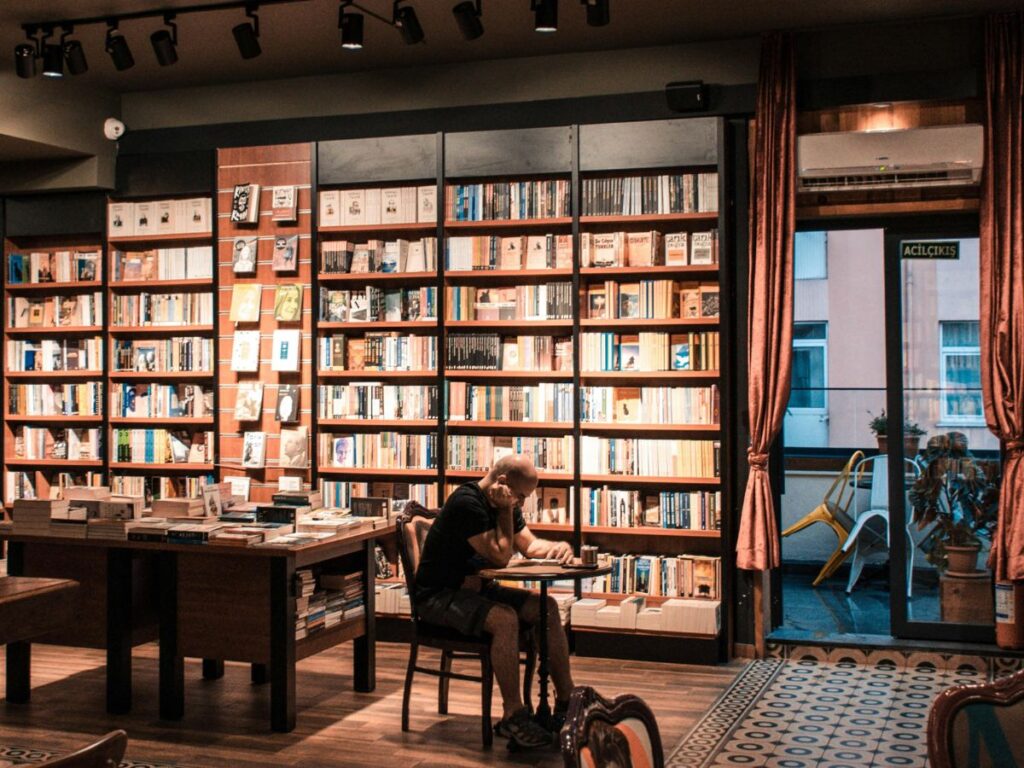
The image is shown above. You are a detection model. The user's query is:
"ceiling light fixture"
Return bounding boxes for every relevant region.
[41,28,64,78]
[533,0,557,33]
[452,0,483,41]
[151,14,178,66]
[14,38,38,79]
[233,4,262,59]
[339,1,364,49]
[581,0,608,27]
[62,26,89,75]
[394,1,424,45]
[105,20,135,71]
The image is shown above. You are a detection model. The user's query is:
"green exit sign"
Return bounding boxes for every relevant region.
[900,240,960,259]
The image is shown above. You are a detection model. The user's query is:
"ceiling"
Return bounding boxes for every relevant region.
[1,0,1017,93]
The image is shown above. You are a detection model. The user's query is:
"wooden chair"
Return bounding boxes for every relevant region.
[397,501,536,748]
[781,450,864,586]
[26,730,127,768]
[928,668,1024,768]
[560,685,663,768]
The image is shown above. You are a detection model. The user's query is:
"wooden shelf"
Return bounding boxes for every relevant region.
[527,523,573,534]
[295,616,365,661]
[446,469,573,483]
[580,265,718,279]
[317,370,436,380]
[109,462,214,472]
[109,417,215,426]
[446,420,572,433]
[317,320,437,332]
[4,415,102,425]
[446,319,573,330]
[581,526,720,538]
[109,325,214,335]
[580,371,719,382]
[580,317,718,330]
[319,222,436,235]
[316,467,439,479]
[580,423,719,435]
[317,271,436,284]
[444,269,572,281]
[579,212,718,225]
[110,278,214,291]
[6,370,102,381]
[4,459,103,469]
[446,370,573,381]
[5,326,100,336]
[4,281,103,293]
[317,419,436,429]
[109,371,214,381]
[445,217,572,230]
[108,232,213,245]
[580,474,720,487]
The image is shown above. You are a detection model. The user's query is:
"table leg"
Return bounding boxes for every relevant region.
[536,580,551,725]
[106,549,133,715]
[158,552,184,720]
[251,664,268,685]
[353,539,376,693]
[270,557,296,732]
[202,660,225,680]
[6,641,31,703]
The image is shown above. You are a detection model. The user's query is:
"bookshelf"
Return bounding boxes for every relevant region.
[105,194,216,502]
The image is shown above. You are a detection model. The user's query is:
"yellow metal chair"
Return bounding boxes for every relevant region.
[781,450,865,586]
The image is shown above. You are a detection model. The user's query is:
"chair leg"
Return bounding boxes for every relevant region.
[438,650,452,715]
[522,643,536,714]
[906,528,915,599]
[846,540,866,594]
[402,640,419,733]
[481,655,493,748]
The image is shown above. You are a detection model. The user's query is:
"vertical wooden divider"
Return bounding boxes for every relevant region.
[217,145,314,504]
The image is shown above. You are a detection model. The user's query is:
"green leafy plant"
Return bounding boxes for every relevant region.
[909,431,1000,570]
[867,409,926,437]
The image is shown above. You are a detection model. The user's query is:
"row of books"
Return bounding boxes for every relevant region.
[239,427,310,469]
[111,474,215,503]
[580,173,718,216]
[579,230,718,268]
[8,250,100,284]
[579,436,719,478]
[584,280,719,320]
[445,234,573,272]
[582,487,721,530]
[229,184,298,226]
[229,330,302,373]
[446,283,573,321]
[446,180,572,221]
[320,238,438,274]
[7,383,102,417]
[446,434,573,473]
[445,334,573,371]
[112,247,214,281]
[570,596,719,635]
[319,286,437,323]
[317,383,439,421]
[320,432,438,469]
[524,486,573,525]
[228,283,304,324]
[318,480,437,511]
[579,385,719,425]
[318,185,436,227]
[111,384,213,419]
[112,429,213,465]
[7,338,101,373]
[8,293,103,328]
[12,426,100,461]
[111,292,214,327]
[586,553,722,600]
[294,569,366,640]
[113,337,214,373]
[580,331,720,372]
[4,470,104,503]
[319,333,437,372]
[447,382,573,423]
[109,198,212,237]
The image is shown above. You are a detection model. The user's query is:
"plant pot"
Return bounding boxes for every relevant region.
[874,435,921,457]
[876,435,887,454]
[946,543,983,575]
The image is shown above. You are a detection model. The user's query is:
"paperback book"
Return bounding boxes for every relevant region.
[230,183,261,225]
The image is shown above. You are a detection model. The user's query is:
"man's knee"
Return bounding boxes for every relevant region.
[484,604,519,639]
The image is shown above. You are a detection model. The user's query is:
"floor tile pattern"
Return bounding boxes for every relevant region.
[0,744,178,768]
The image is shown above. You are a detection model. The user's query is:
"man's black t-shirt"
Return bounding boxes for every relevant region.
[416,481,526,594]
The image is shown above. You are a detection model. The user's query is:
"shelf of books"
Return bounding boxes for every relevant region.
[3,235,106,507]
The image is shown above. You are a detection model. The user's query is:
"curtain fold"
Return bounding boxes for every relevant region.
[736,33,796,571]
[981,12,1024,583]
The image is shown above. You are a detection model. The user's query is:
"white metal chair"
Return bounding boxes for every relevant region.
[841,454,922,597]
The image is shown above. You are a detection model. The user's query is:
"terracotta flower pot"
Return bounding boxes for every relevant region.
[946,543,982,575]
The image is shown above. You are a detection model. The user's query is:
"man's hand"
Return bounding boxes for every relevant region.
[547,540,574,564]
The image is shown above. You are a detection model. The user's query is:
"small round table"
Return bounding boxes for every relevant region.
[478,561,611,726]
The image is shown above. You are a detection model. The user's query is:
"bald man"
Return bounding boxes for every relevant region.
[415,454,575,748]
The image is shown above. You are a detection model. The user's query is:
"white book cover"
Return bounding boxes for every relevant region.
[405,241,426,273]
[342,189,366,226]
[271,329,301,372]
[155,200,177,235]
[134,202,156,237]
[364,188,382,225]
[226,475,251,501]
[181,198,210,233]
[108,202,134,237]
[319,190,341,227]
[241,431,267,468]
[380,188,402,224]
[231,330,261,372]
[417,185,437,223]
[402,187,418,223]
[664,233,689,266]
[690,231,714,265]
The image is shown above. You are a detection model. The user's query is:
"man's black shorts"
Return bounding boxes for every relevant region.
[415,581,531,637]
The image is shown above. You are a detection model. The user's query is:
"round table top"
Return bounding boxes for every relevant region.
[478,560,612,581]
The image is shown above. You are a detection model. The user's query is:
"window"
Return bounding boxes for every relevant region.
[940,320,984,424]
[794,231,827,280]
[790,322,828,410]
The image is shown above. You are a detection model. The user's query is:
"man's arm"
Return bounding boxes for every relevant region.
[467,505,516,567]
[514,525,574,563]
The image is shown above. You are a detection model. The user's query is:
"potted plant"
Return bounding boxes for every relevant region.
[909,431,1000,575]
[867,409,927,456]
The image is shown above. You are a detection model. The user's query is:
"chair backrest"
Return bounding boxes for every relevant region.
[560,685,663,768]
[928,669,1024,768]
[852,454,922,514]
[396,500,439,628]
[824,449,865,525]
[28,730,127,768]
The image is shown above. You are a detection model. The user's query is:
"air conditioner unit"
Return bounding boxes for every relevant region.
[797,124,983,192]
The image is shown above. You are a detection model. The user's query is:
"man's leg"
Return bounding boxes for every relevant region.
[483,603,525,719]
[519,593,574,701]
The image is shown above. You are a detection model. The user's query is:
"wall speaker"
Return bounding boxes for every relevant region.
[666,81,709,113]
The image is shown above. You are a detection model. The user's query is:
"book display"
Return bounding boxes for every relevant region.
[107,195,216,502]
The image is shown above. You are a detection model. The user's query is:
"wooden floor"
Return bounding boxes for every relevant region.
[0,641,739,767]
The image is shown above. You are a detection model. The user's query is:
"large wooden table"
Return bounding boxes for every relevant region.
[1,527,378,732]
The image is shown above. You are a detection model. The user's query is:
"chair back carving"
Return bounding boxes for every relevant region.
[560,685,663,768]
[396,500,439,630]
[928,668,1024,768]
[28,730,128,768]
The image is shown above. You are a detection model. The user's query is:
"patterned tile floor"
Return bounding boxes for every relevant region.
[669,652,1017,768]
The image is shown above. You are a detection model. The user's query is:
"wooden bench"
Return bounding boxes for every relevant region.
[1,576,79,703]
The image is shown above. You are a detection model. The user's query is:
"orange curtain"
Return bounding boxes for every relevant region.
[982,12,1024,582]
[736,32,796,571]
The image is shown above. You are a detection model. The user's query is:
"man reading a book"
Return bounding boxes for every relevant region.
[415,454,575,749]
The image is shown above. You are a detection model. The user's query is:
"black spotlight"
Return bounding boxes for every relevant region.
[533,0,557,32]
[394,2,424,45]
[105,23,135,71]
[15,42,37,79]
[64,39,88,75]
[42,43,63,78]
[453,0,483,40]
[582,0,609,26]
[339,2,364,50]
[233,4,262,59]
[151,15,178,66]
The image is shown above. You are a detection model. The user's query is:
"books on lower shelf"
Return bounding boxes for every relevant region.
[447,382,573,423]
[584,553,722,600]
[111,292,213,326]
[581,172,717,216]
[446,283,572,321]
[445,334,573,371]
[318,185,435,227]
[319,432,437,470]
[7,250,100,284]
[294,568,366,640]
[445,234,572,271]
[108,198,212,237]
[580,331,719,372]
[112,246,213,281]
[446,434,573,473]
[4,471,105,504]
[8,383,103,417]
[580,230,719,268]
[111,475,215,503]
[319,286,437,323]
[580,436,719,478]
[7,338,102,372]
[113,337,214,373]
[317,383,438,420]
[111,383,213,419]
[584,280,719,320]
[12,426,100,460]
[580,385,719,424]
[582,487,720,530]
[320,238,438,274]
[112,429,213,464]
[319,480,438,511]
[571,596,720,635]
[445,180,571,221]
[7,293,102,327]
[319,333,437,372]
